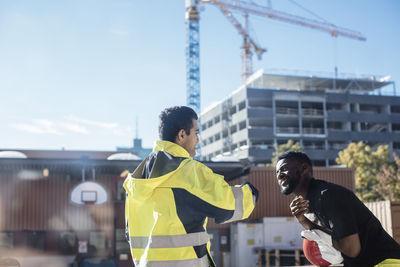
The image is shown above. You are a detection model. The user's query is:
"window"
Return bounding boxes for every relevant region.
[351,122,358,131]
[360,122,387,132]
[115,229,130,253]
[327,103,344,111]
[89,231,106,254]
[0,232,13,249]
[303,141,325,150]
[214,116,220,124]
[239,140,247,148]
[327,121,346,131]
[28,231,45,251]
[328,141,348,150]
[359,104,383,114]
[393,142,400,149]
[392,124,400,132]
[328,160,339,166]
[251,140,273,150]
[276,101,298,115]
[231,125,237,134]
[208,137,213,144]
[238,101,246,111]
[239,121,247,130]
[59,232,76,254]
[214,133,221,141]
[391,105,400,114]
[301,102,323,116]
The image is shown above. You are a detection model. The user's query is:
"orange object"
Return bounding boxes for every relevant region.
[303,238,331,267]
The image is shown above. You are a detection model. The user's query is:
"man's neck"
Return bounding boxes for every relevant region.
[294,176,312,199]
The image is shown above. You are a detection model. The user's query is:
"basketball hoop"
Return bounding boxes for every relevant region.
[71,182,107,205]
[70,168,108,205]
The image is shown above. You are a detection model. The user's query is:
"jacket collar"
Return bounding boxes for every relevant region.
[153,140,190,158]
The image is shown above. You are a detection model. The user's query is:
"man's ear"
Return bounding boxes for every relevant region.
[175,129,186,144]
[301,163,309,175]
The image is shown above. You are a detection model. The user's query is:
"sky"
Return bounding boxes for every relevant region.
[0,0,399,151]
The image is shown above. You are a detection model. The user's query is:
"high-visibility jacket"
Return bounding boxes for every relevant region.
[123,140,256,267]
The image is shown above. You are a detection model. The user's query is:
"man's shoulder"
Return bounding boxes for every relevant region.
[312,179,353,199]
[313,178,348,190]
[181,158,210,170]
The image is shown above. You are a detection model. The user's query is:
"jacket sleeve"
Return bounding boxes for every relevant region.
[178,161,257,224]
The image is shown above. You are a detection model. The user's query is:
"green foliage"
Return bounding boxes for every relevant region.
[336,141,392,202]
[269,139,303,167]
[376,153,400,201]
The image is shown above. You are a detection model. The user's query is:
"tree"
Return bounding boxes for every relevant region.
[375,153,400,201]
[336,142,389,202]
[269,139,303,167]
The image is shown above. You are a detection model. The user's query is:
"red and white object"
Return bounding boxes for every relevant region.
[303,238,331,267]
[301,229,343,266]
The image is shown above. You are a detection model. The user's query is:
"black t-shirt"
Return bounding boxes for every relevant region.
[307,178,400,267]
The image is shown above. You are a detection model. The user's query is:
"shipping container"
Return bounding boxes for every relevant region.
[365,200,400,244]
[262,217,303,249]
[230,223,264,267]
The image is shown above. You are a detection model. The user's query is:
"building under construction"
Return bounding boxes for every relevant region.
[199,70,399,166]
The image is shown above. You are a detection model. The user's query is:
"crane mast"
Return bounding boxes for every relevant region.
[219,7,266,83]
[185,0,201,115]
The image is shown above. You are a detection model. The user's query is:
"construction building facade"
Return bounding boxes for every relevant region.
[200,70,399,166]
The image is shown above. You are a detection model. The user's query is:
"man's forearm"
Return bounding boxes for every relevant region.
[332,233,361,258]
[297,216,315,230]
[297,216,333,235]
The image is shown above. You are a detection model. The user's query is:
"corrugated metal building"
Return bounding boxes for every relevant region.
[0,152,248,267]
[0,150,357,267]
[208,166,354,227]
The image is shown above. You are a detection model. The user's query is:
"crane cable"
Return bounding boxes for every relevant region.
[288,0,329,23]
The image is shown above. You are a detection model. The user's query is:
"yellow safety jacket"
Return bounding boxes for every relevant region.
[123,140,256,267]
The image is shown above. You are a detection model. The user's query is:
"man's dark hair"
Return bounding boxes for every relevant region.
[159,106,198,142]
[278,150,313,172]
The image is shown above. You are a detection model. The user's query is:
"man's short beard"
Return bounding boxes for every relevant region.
[281,171,301,195]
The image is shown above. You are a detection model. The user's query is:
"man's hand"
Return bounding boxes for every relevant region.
[241,182,259,202]
[290,195,309,223]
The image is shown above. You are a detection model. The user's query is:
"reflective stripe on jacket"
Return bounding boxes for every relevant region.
[123,140,256,266]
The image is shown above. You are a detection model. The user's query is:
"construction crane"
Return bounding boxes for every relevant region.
[219,7,267,84]
[185,0,366,115]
